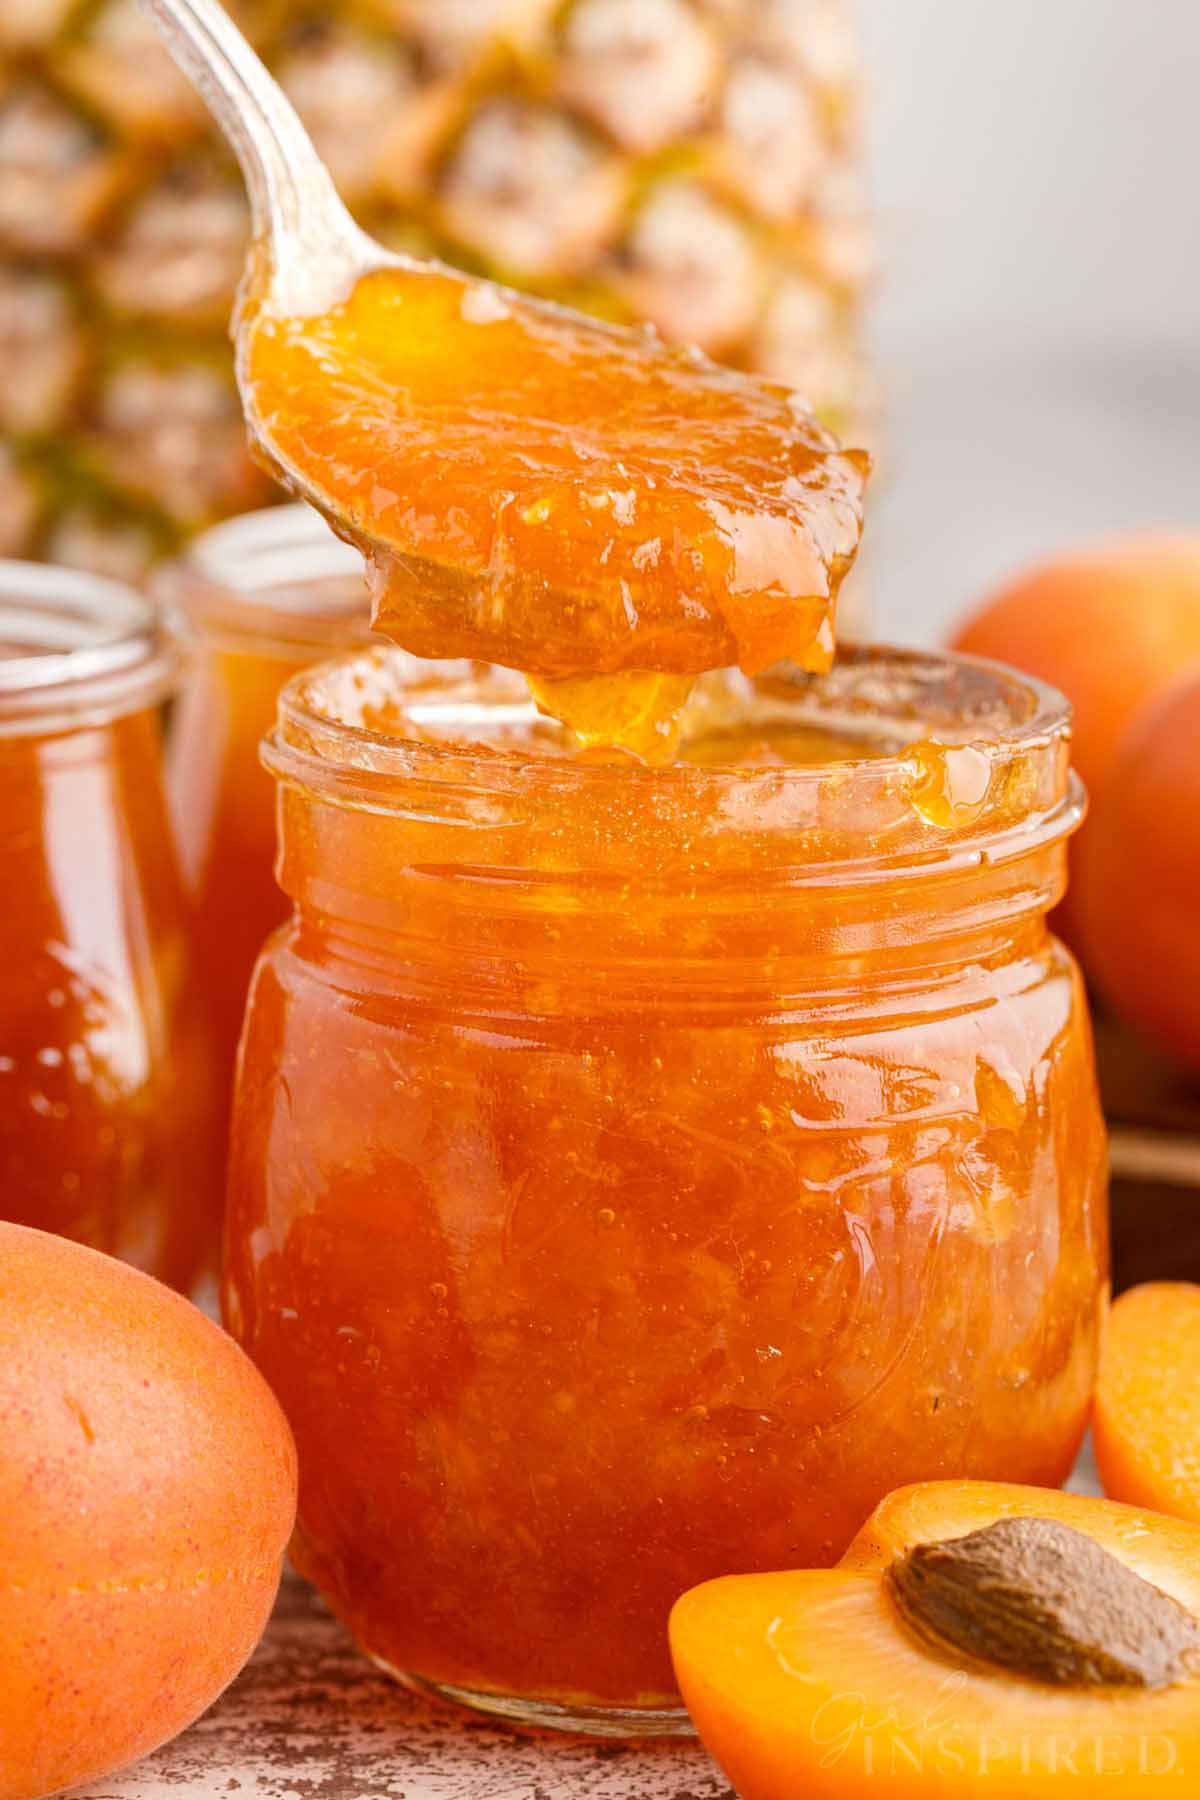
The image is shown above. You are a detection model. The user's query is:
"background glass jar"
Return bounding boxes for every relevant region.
[225,646,1107,1735]
[0,561,212,1291]
[157,506,372,1176]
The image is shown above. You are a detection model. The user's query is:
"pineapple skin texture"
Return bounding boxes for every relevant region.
[0,0,871,583]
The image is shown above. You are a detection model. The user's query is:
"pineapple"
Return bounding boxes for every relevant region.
[0,0,871,585]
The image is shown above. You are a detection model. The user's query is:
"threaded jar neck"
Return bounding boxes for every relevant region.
[154,503,374,659]
[264,644,1082,988]
[0,560,177,736]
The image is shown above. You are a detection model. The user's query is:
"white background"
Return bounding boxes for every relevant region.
[857,0,1200,643]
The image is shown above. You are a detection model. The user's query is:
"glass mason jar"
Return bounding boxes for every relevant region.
[0,561,212,1291]
[225,646,1108,1735]
[158,506,371,1175]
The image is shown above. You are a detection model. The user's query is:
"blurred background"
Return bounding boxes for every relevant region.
[1,0,1198,1285]
[861,0,1200,642]
[4,0,1200,644]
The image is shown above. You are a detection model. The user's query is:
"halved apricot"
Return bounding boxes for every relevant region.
[1095,1284,1200,1521]
[671,1482,1200,1797]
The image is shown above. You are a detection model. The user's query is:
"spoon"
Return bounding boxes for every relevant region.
[135,0,385,310]
[135,0,868,729]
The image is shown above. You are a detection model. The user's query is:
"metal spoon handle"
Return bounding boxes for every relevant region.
[135,0,378,311]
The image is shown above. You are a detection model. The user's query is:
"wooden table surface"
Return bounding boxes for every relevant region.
[71,1451,1103,1800]
[72,1575,732,1800]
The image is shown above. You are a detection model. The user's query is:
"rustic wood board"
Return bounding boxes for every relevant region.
[69,1575,733,1800]
[70,1450,1102,1800]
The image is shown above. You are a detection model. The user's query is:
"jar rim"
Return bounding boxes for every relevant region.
[0,561,177,734]
[155,503,373,654]
[267,642,1082,882]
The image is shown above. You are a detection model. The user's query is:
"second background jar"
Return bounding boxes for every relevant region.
[158,506,374,1181]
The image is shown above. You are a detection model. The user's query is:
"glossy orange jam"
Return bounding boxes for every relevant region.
[160,508,372,1180]
[225,645,1107,1732]
[242,265,868,750]
[0,564,214,1291]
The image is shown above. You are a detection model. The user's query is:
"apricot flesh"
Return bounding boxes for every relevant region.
[0,1223,297,1800]
[1095,1284,1200,1522]
[1073,672,1200,1073]
[672,1482,1200,1797]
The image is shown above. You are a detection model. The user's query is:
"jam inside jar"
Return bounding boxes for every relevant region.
[225,645,1107,1734]
[159,506,372,1177]
[0,562,212,1291]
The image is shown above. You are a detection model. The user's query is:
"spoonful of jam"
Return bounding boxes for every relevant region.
[137,0,869,758]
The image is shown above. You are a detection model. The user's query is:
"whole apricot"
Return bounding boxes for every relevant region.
[952,536,1200,799]
[1073,669,1200,1073]
[0,1223,297,1800]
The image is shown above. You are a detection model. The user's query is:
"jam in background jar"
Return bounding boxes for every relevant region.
[224,645,1108,1734]
[0,561,213,1292]
[158,506,372,1178]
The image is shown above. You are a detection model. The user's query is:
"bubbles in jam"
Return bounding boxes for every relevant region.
[226,647,1105,1710]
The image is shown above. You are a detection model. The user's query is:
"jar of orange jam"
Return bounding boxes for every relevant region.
[159,506,371,1172]
[0,561,212,1291]
[225,644,1107,1734]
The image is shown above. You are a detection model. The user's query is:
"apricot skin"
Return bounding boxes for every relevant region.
[951,536,1200,799]
[1073,672,1200,1074]
[952,537,1200,955]
[0,1223,297,1800]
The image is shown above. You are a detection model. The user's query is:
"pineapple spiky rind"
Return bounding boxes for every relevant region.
[0,0,871,582]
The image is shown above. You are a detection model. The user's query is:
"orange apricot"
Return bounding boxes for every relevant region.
[951,536,1200,801]
[672,1482,1200,1797]
[1072,671,1200,1073]
[0,1223,297,1800]
[1094,1283,1200,1521]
